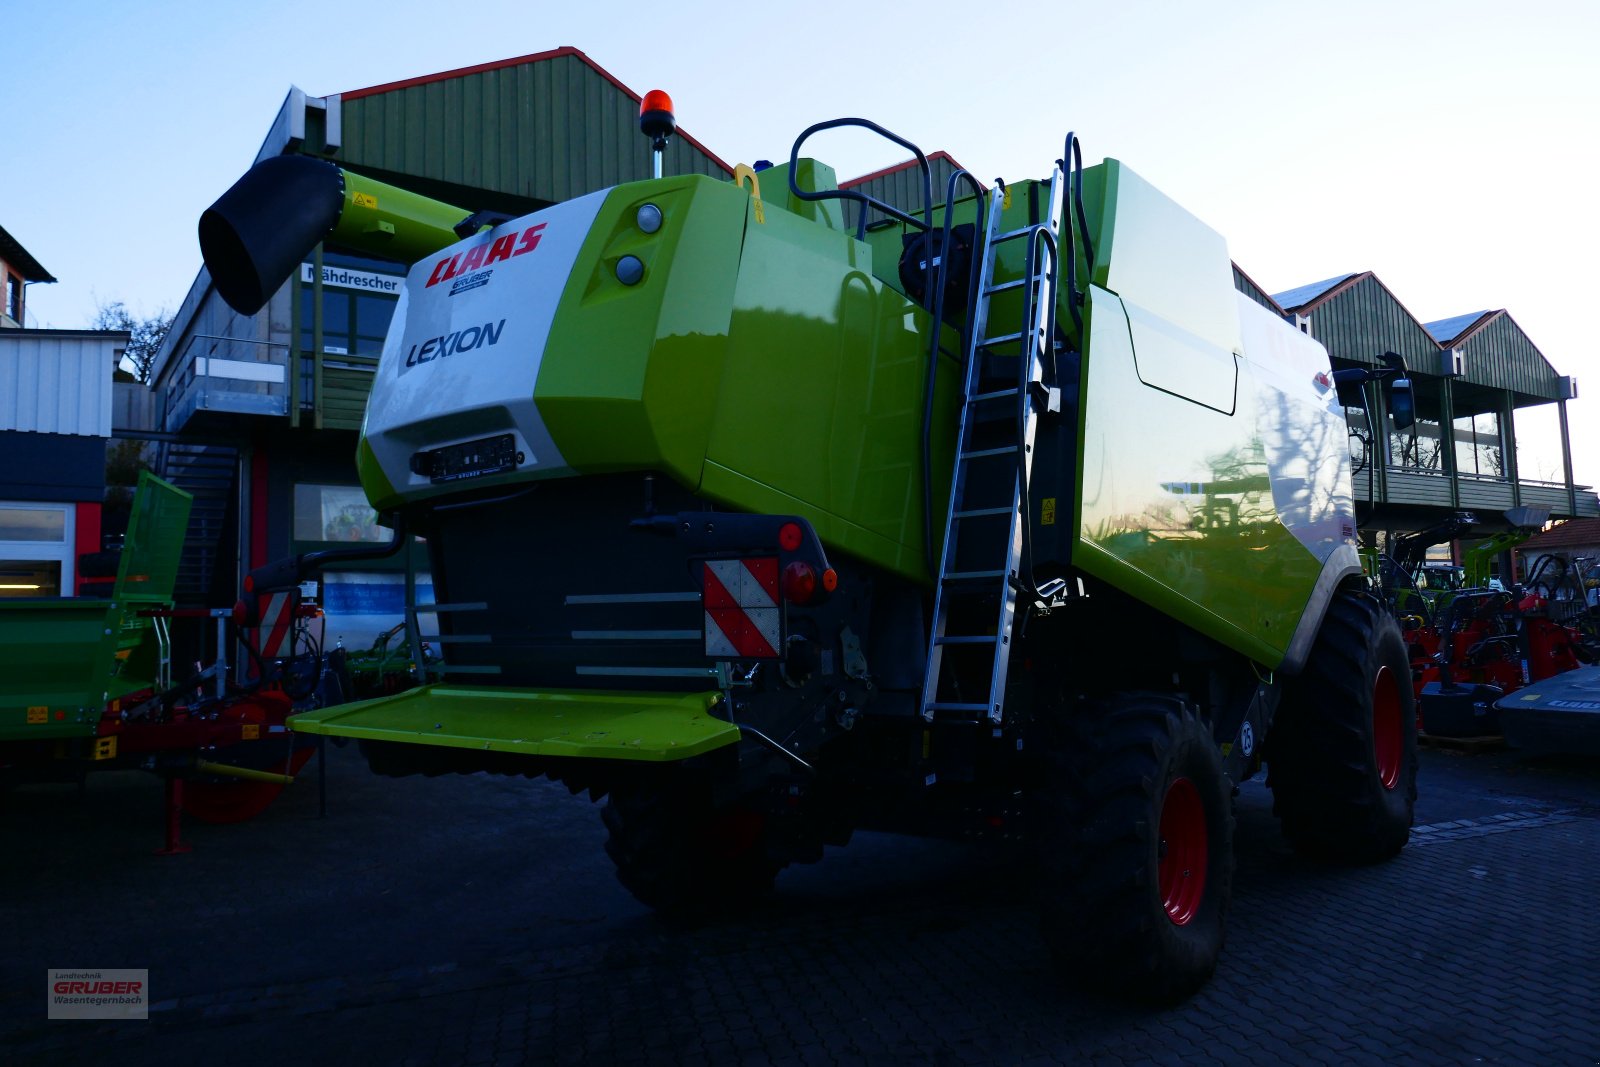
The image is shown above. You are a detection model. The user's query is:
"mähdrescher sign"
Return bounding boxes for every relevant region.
[299,263,403,295]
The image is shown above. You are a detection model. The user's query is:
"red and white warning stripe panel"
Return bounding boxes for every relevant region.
[255,590,297,659]
[703,558,781,659]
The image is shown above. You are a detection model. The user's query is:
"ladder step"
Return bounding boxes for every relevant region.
[943,569,1008,581]
[923,702,990,713]
[954,506,1014,519]
[994,225,1040,243]
[935,635,999,646]
[982,331,1024,347]
[985,278,1027,295]
[970,388,1022,403]
[959,446,1015,460]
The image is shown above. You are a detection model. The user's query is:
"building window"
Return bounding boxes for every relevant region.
[293,484,386,544]
[0,503,74,597]
[1389,415,1446,472]
[1514,402,1566,484]
[298,255,402,362]
[4,273,21,324]
[1454,412,1504,478]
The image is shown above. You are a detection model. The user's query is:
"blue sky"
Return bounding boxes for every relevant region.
[6,0,1597,482]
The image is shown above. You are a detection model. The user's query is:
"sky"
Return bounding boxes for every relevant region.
[6,0,1597,484]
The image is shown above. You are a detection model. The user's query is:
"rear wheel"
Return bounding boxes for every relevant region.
[1270,591,1417,863]
[602,781,780,922]
[1037,695,1234,1004]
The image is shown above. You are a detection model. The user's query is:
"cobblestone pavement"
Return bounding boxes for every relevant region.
[3,742,1598,1066]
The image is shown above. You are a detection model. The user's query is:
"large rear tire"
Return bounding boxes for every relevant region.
[602,781,780,922]
[1037,695,1234,1004]
[1269,591,1417,863]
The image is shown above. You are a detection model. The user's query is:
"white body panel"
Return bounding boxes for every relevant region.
[362,189,610,495]
[1237,293,1357,562]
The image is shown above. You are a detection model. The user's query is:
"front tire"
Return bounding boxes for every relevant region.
[1270,591,1417,863]
[1037,695,1234,1004]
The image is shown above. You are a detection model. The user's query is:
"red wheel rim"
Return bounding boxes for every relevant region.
[1372,664,1403,790]
[1158,776,1208,926]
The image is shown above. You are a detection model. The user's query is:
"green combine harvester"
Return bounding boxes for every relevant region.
[200,99,1416,1001]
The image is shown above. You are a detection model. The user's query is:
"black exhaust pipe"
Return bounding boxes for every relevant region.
[199,155,345,316]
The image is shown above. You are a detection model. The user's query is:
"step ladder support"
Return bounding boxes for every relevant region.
[920,161,1065,725]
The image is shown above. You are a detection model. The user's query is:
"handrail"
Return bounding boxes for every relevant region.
[919,168,990,574]
[787,117,933,240]
[1058,132,1093,344]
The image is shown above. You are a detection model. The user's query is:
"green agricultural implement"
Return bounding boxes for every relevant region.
[199,100,1416,1001]
[1,473,324,839]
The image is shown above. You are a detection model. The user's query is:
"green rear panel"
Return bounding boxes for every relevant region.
[289,685,739,761]
[0,601,121,741]
[699,195,957,578]
[116,472,192,605]
[0,472,192,740]
[109,472,193,697]
[533,175,956,579]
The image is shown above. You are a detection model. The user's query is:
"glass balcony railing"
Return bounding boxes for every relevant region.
[164,334,289,431]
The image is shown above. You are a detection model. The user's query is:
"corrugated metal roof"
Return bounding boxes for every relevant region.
[0,330,124,436]
[1425,310,1494,345]
[0,223,56,283]
[1272,273,1357,310]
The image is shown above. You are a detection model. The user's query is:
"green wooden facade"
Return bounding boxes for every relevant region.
[1273,271,1593,522]
[838,151,976,232]
[335,49,731,215]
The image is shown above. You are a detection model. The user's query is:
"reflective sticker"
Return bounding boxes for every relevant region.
[256,592,296,659]
[703,559,781,658]
[93,736,117,760]
[27,706,47,724]
[241,724,260,740]
[1240,719,1255,757]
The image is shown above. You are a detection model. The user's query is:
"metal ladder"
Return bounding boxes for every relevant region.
[920,165,1065,724]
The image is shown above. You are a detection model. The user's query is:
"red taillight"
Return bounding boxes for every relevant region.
[779,522,803,551]
[782,560,818,604]
[243,574,255,593]
[821,568,837,593]
[232,598,253,627]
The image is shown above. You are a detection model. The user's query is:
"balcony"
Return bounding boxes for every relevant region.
[164,334,288,432]
[1352,464,1600,520]
[297,350,378,431]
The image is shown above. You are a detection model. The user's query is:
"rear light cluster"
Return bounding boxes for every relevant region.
[781,560,837,605]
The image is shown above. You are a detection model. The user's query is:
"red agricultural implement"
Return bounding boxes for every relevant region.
[0,473,335,849]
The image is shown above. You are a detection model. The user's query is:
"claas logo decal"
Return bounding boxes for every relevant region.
[426,223,546,288]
